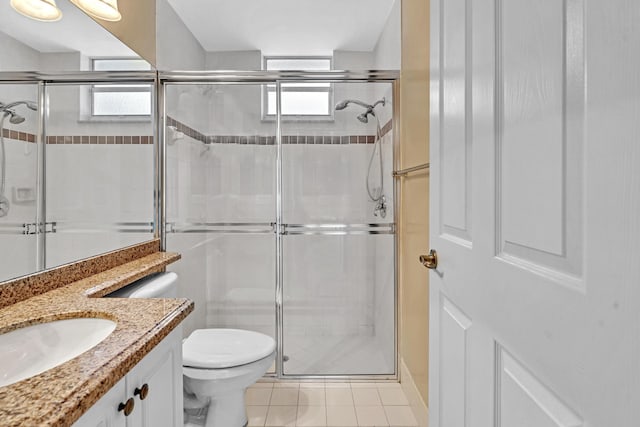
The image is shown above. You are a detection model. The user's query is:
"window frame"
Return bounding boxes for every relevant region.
[262,56,334,122]
[90,57,153,119]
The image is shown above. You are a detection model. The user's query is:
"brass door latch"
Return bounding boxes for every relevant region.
[419,249,438,269]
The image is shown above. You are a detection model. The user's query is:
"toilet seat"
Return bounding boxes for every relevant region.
[183,328,276,369]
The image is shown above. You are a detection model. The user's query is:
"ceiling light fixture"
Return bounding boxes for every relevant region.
[71,0,121,22]
[10,0,63,22]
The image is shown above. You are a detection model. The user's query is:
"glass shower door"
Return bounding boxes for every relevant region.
[44,83,155,269]
[280,81,396,377]
[164,83,277,371]
[0,83,41,282]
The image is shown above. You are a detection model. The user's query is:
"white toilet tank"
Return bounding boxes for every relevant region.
[107,271,178,298]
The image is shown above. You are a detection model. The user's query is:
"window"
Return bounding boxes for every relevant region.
[263,57,333,119]
[91,58,152,117]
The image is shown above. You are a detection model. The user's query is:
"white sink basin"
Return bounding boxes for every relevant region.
[0,318,116,388]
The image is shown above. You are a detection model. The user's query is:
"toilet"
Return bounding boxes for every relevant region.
[109,272,276,427]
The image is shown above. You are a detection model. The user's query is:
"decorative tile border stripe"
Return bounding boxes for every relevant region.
[1,128,154,145]
[45,135,154,145]
[1,118,392,146]
[381,118,392,137]
[1,128,36,143]
[166,116,207,144]
[168,116,393,146]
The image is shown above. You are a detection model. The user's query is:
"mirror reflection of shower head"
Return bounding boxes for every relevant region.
[0,100,37,218]
[0,100,37,125]
[7,111,25,124]
[0,101,37,112]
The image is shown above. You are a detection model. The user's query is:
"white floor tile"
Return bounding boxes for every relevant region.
[299,382,326,389]
[270,388,300,405]
[274,381,300,388]
[376,382,403,389]
[352,388,382,406]
[296,405,327,426]
[265,405,297,427]
[355,405,389,426]
[378,388,409,406]
[325,382,351,389]
[253,381,275,388]
[246,388,273,406]
[326,388,354,406]
[247,405,269,427]
[298,388,326,406]
[383,406,418,426]
[351,382,378,388]
[246,381,399,427]
[327,405,358,426]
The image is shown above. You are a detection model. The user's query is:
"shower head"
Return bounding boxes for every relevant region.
[334,98,386,112]
[0,100,37,125]
[0,100,37,112]
[335,99,373,111]
[334,98,386,124]
[1,109,26,124]
[8,113,25,124]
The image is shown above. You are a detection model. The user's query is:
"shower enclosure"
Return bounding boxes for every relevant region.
[162,71,399,379]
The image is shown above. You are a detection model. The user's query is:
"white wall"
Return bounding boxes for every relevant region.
[205,50,262,70]
[372,0,401,126]
[0,31,40,72]
[373,0,401,70]
[156,0,206,70]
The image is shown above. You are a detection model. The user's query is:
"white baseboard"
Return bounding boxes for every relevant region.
[400,358,429,427]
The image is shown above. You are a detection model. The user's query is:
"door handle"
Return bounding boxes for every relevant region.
[419,250,438,269]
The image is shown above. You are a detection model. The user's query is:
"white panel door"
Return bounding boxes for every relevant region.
[430,1,640,426]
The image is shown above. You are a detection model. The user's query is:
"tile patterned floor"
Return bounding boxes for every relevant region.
[246,381,418,427]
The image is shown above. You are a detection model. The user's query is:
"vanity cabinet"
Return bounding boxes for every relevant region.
[73,326,183,427]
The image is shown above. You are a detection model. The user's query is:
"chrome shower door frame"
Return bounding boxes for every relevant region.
[158,71,400,381]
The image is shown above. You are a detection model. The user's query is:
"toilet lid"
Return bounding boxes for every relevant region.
[182,329,276,369]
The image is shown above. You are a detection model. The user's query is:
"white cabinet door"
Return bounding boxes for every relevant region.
[73,377,127,427]
[73,326,183,427]
[430,1,640,426]
[126,327,183,427]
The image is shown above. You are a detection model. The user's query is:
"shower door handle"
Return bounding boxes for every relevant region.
[419,250,438,269]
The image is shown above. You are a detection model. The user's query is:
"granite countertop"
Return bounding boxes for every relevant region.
[0,249,193,426]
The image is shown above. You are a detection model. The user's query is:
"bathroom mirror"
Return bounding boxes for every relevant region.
[0,1,155,283]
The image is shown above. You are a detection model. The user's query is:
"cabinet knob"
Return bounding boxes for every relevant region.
[134,383,149,400]
[118,397,135,416]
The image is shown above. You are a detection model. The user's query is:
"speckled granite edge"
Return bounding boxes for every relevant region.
[0,249,192,427]
[48,300,193,427]
[0,239,160,309]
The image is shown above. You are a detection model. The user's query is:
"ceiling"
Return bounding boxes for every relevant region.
[0,0,136,57]
[167,0,397,55]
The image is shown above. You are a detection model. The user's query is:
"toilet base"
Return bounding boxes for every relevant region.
[204,390,247,427]
[183,351,276,427]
